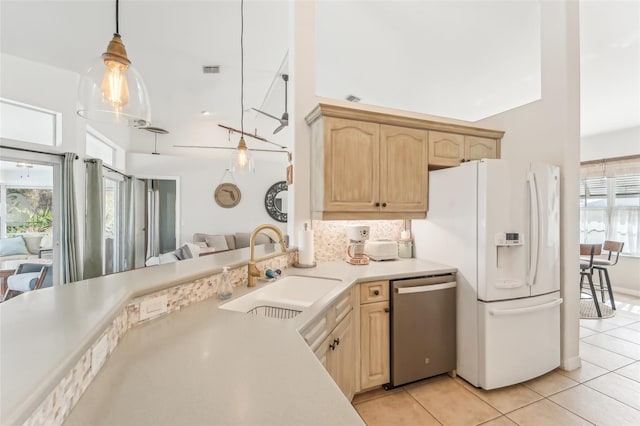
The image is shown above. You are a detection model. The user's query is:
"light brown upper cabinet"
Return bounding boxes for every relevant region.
[310,117,427,219]
[465,135,498,161]
[306,103,504,219]
[380,125,428,213]
[429,132,500,167]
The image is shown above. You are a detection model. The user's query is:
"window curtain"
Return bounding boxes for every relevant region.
[610,208,640,255]
[61,152,81,283]
[84,159,104,279]
[122,176,136,271]
[581,155,640,179]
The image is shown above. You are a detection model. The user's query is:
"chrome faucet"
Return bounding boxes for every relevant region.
[248,224,288,287]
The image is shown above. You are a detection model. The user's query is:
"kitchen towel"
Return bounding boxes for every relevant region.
[298,223,315,266]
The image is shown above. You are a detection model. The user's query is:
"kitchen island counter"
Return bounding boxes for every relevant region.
[2,253,454,425]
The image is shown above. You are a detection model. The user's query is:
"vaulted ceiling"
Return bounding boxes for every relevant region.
[1,1,637,156]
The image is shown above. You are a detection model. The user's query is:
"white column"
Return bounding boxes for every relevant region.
[288,0,317,243]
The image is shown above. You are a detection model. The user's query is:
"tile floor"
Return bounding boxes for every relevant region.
[353,292,640,426]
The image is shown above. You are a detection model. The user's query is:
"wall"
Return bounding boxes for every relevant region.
[473,2,581,370]
[127,153,288,245]
[581,125,640,295]
[0,53,132,280]
[581,125,640,161]
[0,54,131,162]
[608,256,640,296]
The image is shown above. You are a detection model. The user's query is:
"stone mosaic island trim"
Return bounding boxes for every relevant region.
[23,251,297,426]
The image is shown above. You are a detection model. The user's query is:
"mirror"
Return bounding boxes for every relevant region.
[265,181,288,223]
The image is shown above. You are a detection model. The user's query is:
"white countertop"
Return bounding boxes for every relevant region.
[0,251,455,425]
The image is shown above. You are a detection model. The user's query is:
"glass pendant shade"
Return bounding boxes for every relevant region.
[77,34,151,128]
[229,137,255,174]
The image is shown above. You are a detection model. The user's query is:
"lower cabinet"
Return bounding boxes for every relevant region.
[303,288,355,400]
[360,301,390,390]
[359,281,390,391]
[315,311,355,400]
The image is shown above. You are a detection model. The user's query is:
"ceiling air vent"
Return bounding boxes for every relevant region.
[202,65,221,74]
[346,94,361,102]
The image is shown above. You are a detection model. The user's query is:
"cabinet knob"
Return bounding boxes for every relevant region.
[384,307,390,313]
[382,202,387,208]
[375,202,380,207]
[373,290,380,296]
[333,338,341,346]
[329,342,336,351]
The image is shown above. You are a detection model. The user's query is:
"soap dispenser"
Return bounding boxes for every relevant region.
[218,267,233,300]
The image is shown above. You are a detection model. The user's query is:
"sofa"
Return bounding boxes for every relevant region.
[193,232,274,252]
[0,234,52,262]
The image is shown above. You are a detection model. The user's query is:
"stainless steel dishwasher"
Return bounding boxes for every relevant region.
[388,273,456,388]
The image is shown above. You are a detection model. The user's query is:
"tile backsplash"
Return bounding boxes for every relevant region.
[312,220,405,262]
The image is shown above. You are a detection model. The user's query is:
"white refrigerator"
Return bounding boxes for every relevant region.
[413,159,562,390]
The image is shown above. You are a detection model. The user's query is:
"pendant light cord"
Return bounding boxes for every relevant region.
[115,0,120,34]
[240,0,244,136]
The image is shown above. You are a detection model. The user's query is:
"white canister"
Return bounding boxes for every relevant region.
[398,241,413,258]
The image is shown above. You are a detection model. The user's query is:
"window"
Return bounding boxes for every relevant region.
[104,177,121,274]
[86,128,116,166]
[0,160,54,240]
[0,98,61,146]
[579,173,640,255]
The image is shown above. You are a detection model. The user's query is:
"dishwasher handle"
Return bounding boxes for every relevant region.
[396,281,457,294]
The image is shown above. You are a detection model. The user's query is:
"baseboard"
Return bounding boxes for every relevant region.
[560,356,582,372]
[615,287,640,297]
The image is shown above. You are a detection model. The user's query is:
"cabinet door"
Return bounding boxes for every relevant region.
[380,125,428,212]
[465,136,498,160]
[323,118,380,212]
[330,311,355,400]
[314,333,333,371]
[428,131,465,167]
[360,301,390,390]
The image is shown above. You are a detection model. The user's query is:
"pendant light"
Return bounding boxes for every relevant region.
[77,0,151,127]
[230,0,254,174]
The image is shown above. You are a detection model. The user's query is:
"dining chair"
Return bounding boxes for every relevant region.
[580,243,602,317]
[592,240,624,310]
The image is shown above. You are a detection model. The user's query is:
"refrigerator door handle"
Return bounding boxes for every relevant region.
[527,172,540,286]
[489,298,563,316]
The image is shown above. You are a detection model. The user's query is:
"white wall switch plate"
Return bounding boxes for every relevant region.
[139,295,169,321]
[91,334,109,375]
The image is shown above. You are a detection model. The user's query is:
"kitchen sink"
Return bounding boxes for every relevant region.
[220,275,342,319]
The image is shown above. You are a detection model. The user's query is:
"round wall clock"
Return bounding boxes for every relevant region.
[214,183,241,208]
[265,181,288,223]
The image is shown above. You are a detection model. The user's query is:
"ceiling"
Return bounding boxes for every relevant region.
[1,1,637,156]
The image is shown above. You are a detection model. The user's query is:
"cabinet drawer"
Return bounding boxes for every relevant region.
[360,281,389,304]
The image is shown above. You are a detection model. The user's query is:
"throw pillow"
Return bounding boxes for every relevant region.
[235,233,272,249]
[224,235,236,250]
[180,243,201,259]
[174,247,186,260]
[205,235,229,251]
[0,236,30,257]
[40,233,53,249]
[22,235,44,254]
[159,252,179,264]
[145,256,160,266]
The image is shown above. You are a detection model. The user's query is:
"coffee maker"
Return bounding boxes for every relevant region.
[346,225,370,265]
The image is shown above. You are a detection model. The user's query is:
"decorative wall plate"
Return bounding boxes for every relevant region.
[265,181,288,222]
[214,183,241,208]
